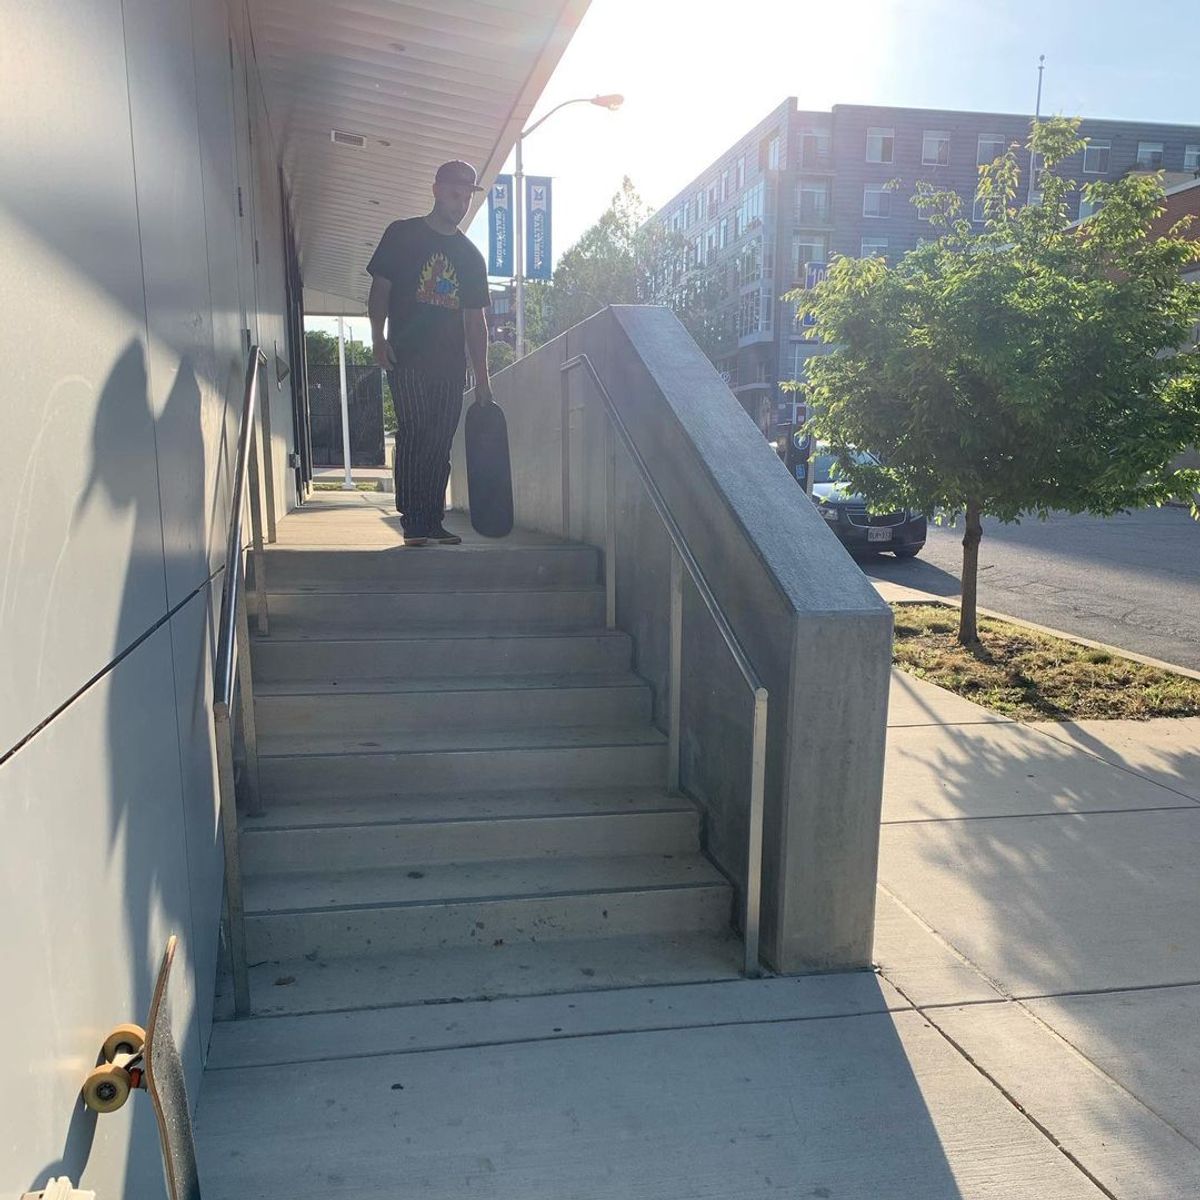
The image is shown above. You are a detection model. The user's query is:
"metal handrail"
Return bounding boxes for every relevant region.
[561,354,767,977]
[212,342,275,1018]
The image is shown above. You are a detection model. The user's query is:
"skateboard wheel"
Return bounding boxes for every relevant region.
[101,1023,146,1061]
[82,1063,132,1113]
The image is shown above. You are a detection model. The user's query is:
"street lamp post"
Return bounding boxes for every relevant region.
[514,93,622,358]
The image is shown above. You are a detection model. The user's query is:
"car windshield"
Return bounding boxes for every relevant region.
[811,447,879,485]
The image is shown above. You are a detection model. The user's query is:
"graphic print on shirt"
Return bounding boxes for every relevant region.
[415,253,460,310]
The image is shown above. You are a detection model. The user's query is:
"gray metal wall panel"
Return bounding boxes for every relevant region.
[1,1,296,1192]
[190,0,245,580]
[124,0,222,609]
[0,0,169,757]
[167,580,226,1047]
[0,627,200,1200]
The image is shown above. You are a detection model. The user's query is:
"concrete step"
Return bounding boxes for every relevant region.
[214,932,744,1018]
[246,786,689,823]
[239,797,700,874]
[253,674,653,736]
[257,726,668,799]
[250,630,633,685]
[263,588,605,636]
[258,544,600,592]
[242,854,732,960]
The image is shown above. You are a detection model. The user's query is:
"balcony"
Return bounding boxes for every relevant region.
[796,199,832,227]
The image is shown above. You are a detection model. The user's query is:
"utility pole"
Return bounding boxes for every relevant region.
[1027,54,1046,206]
[514,133,525,359]
[512,94,623,358]
[336,314,353,490]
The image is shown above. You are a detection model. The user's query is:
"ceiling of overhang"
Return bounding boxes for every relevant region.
[247,0,590,311]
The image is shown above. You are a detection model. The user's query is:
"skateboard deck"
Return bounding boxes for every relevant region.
[464,398,514,538]
[81,936,201,1200]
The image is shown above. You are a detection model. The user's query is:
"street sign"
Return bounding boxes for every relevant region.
[526,177,552,280]
[487,175,513,276]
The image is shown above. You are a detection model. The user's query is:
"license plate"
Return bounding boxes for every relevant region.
[867,527,893,543]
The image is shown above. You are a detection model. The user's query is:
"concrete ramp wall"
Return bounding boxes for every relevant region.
[452,306,892,972]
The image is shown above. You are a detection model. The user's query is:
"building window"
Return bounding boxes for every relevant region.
[738,238,763,285]
[1137,141,1164,169]
[797,178,830,224]
[1082,139,1111,174]
[972,193,1002,223]
[861,237,888,259]
[1186,145,1200,172]
[866,127,894,164]
[737,290,763,337]
[922,130,950,166]
[736,155,746,189]
[784,341,808,382]
[793,234,827,280]
[977,133,1006,166]
[863,186,891,218]
[800,129,831,167]
[708,182,718,212]
[719,217,729,249]
[1078,196,1101,220]
[721,169,730,202]
[736,181,765,235]
[768,135,781,170]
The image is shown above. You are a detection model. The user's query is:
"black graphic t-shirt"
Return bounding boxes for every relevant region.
[366,218,490,383]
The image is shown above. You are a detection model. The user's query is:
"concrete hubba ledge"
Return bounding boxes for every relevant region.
[452,305,892,972]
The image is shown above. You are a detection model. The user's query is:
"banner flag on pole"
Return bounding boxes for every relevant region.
[487,175,513,276]
[526,177,552,280]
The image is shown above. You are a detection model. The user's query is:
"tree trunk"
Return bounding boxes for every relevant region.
[959,500,983,646]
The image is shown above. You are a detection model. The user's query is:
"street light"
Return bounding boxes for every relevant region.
[514,93,623,357]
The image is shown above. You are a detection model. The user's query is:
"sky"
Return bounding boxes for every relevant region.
[311,0,1199,337]
[464,0,1200,269]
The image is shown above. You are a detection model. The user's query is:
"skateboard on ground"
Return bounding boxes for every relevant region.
[81,935,201,1200]
[464,398,514,538]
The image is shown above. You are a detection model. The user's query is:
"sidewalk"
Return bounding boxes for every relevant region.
[195,615,1200,1197]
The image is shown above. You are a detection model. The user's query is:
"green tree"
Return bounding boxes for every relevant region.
[304,329,395,431]
[534,178,731,362]
[304,328,373,365]
[487,339,515,374]
[791,116,1200,645]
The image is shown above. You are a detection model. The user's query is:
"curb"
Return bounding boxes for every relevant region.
[885,593,1200,683]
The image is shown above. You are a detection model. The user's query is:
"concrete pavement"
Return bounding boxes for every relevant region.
[195,664,1200,1198]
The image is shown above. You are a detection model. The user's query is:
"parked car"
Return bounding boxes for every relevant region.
[808,447,926,558]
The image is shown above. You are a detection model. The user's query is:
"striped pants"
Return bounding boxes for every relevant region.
[388,368,464,535]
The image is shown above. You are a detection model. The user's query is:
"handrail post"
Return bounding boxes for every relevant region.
[744,688,768,977]
[668,547,683,794]
[235,551,263,817]
[560,364,571,537]
[215,703,251,1017]
[604,418,617,629]
[246,421,269,635]
[259,362,278,544]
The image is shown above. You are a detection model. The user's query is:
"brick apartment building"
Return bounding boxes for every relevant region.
[649,99,1200,433]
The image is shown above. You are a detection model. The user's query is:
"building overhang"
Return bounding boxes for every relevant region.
[246,0,590,313]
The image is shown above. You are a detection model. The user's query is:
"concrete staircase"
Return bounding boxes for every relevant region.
[229,516,740,1017]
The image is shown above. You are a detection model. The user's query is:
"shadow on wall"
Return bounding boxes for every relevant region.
[25,340,219,1198]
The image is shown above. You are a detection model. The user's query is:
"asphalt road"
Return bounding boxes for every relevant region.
[862,506,1200,670]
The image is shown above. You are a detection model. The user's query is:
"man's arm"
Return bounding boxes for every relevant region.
[368,275,395,369]
[465,308,492,403]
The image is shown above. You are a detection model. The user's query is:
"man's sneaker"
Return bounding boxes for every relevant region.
[402,531,429,547]
[427,525,463,545]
